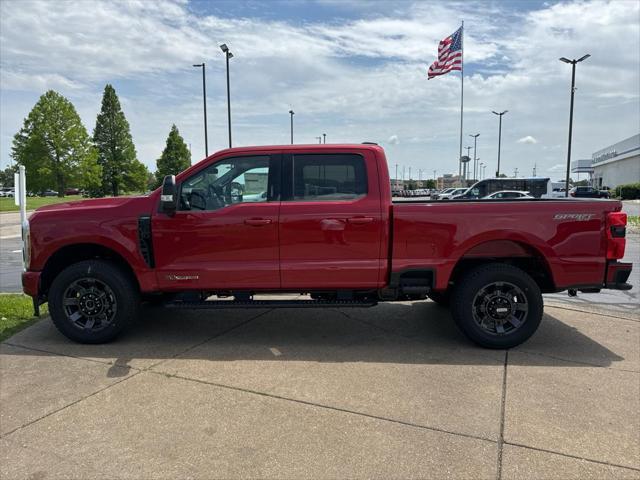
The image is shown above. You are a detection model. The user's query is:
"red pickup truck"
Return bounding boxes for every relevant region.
[22,144,631,348]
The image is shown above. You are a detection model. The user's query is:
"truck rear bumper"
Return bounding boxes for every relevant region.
[604,262,632,291]
[22,271,40,297]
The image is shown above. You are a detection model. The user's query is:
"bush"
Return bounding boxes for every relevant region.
[614,183,640,200]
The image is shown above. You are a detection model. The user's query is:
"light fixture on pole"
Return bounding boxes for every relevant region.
[192,63,208,156]
[463,146,472,181]
[322,133,326,144]
[315,136,322,144]
[492,110,508,176]
[559,54,590,197]
[220,44,233,148]
[469,133,479,181]
[288,110,294,144]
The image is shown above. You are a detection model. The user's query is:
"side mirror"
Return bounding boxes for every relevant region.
[160,175,177,215]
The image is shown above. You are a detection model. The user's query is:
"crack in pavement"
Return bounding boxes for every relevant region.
[496,351,508,480]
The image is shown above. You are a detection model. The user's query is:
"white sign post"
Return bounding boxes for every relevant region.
[14,166,27,268]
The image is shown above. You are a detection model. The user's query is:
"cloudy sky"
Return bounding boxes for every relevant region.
[1,0,639,180]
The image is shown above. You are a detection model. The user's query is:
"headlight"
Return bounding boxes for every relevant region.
[22,220,31,270]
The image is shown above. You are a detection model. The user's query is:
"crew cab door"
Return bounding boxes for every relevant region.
[152,154,281,290]
[278,150,384,289]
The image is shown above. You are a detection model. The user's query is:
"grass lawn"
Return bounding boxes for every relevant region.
[0,294,47,342]
[0,195,83,212]
[628,215,639,227]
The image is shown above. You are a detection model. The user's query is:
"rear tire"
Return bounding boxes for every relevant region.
[451,263,543,349]
[49,260,139,343]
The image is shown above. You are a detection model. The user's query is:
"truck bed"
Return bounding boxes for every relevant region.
[391,198,622,291]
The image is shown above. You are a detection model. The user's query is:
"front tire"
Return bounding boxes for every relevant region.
[49,260,139,343]
[451,263,543,349]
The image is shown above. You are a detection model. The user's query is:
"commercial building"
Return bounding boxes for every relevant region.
[591,134,640,188]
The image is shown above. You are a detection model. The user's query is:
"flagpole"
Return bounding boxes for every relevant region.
[458,20,464,186]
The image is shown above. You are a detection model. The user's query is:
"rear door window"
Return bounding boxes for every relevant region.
[290,154,367,201]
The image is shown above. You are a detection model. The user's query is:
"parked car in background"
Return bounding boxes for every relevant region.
[40,189,59,197]
[454,178,552,200]
[0,188,15,197]
[598,186,611,199]
[439,187,467,200]
[431,188,455,200]
[550,181,570,198]
[569,186,601,198]
[65,188,81,196]
[482,190,534,200]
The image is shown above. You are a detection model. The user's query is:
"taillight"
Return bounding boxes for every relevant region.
[606,212,627,259]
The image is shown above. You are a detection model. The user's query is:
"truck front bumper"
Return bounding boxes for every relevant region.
[604,262,633,291]
[22,271,41,297]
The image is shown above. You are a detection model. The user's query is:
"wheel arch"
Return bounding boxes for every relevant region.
[40,243,141,297]
[449,239,556,293]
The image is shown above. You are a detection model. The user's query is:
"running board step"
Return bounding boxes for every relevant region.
[165,299,378,309]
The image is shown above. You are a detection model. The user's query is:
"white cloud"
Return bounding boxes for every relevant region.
[517,136,538,144]
[387,134,400,145]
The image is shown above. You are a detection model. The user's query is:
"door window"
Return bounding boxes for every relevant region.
[290,154,367,201]
[179,156,271,211]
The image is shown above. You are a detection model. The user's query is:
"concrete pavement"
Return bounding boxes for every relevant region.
[1,302,638,479]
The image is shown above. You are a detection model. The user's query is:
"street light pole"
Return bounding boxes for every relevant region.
[289,110,294,144]
[469,133,479,181]
[560,54,590,197]
[322,133,326,144]
[479,162,484,180]
[464,146,472,181]
[492,110,508,177]
[192,63,208,156]
[220,44,233,148]
[316,136,322,144]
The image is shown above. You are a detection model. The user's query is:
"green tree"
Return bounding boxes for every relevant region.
[424,179,436,189]
[11,90,101,196]
[155,125,191,187]
[93,84,147,196]
[0,165,18,188]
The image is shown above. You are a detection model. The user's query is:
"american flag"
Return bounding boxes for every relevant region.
[427,26,463,79]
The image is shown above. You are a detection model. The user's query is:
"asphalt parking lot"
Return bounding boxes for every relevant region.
[1,204,639,479]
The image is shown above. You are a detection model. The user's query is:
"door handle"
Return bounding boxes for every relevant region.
[347,216,374,225]
[244,218,273,226]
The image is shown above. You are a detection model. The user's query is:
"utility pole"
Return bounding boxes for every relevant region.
[220,44,233,148]
[492,110,508,176]
[192,63,208,156]
[560,54,590,197]
[464,146,471,181]
[469,133,479,181]
[289,110,294,144]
